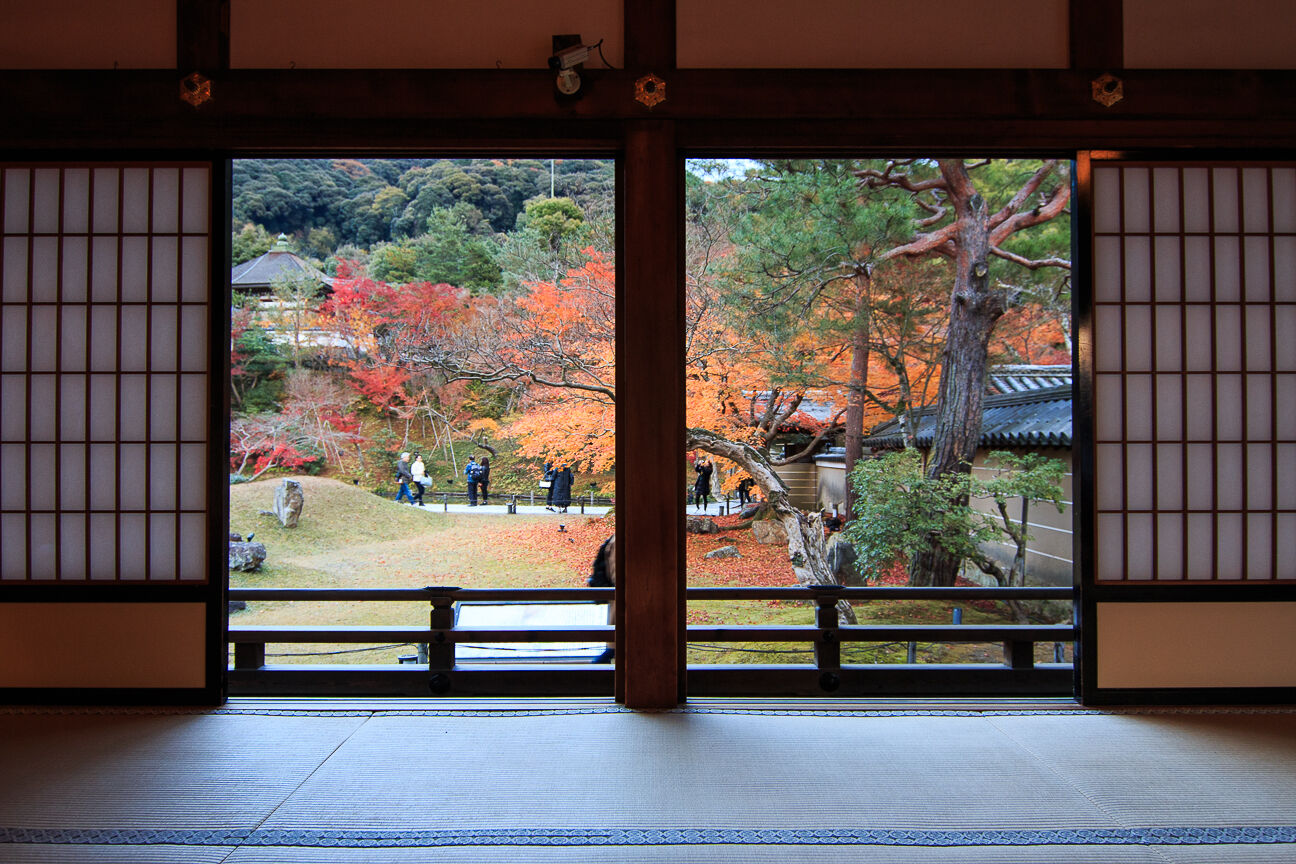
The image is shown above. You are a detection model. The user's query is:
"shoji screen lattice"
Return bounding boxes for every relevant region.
[1092,162,1296,582]
[1,165,210,582]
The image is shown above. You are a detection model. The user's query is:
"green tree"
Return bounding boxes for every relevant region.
[231,222,274,265]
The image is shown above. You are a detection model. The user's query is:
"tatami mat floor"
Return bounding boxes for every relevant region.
[1,699,1294,862]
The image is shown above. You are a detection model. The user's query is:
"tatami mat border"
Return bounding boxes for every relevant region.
[3,826,1296,848]
[1,705,1294,718]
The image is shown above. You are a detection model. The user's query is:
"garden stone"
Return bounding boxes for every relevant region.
[704,545,741,560]
[229,532,243,542]
[751,518,788,545]
[827,534,861,585]
[228,600,247,613]
[686,515,720,534]
[228,541,266,572]
[272,479,304,528]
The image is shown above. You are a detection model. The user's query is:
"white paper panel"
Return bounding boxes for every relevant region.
[62,169,90,234]
[180,306,207,371]
[89,513,117,580]
[118,514,146,577]
[1124,374,1153,439]
[3,169,30,233]
[182,168,208,233]
[1186,443,1215,509]
[118,445,147,510]
[1274,168,1296,232]
[149,513,176,581]
[1246,374,1273,440]
[1214,443,1244,510]
[1276,375,1296,437]
[119,306,148,371]
[1096,514,1125,580]
[1122,236,1151,302]
[151,236,178,302]
[89,306,117,372]
[1155,374,1183,440]
[1125,444,1154,511]
[0,444,25,509]
[1094,374,1123,441]
[1126,513,1154,580]
[179,375,207,440]
[150,169,179,234]
[1153,305,1181,371]
[1275,306,1296,370]
[1274,236,1295,303]
[1,514,26,579]
[28,443,56,510]
[1215,513,1244,579]
[1242,168,1272,234]
[1093,168,1121,234]
[1213,305,1243,371]
[1122,168,1150,234]
[1094,305,1123,372]
[1244,307,1273,373]
[1156,443,1184,509]
[149,374,177,440]
[59,374,86,441]
[91,168,119,233]
[1278,515,1296,579]
[1156,514,1184,580]
[1214,374,1244,440]
[89,444,116,510]
[1212,236,1241,302]
[1153,236,1182,302]
[120,169,149,234]
[1185,513,1215,580]
[118,375,147,441]
[61,235,88,302]
[1094,236,1123,303]
[30,236,58,302]
[120,236,149,302]
[1247,443,1273,511]
[27,305,56,371]
[1096,443,1125,511]
[149,444,176,510]
[2,237,27,302]
[1152,167,1181,234]
[59,513,86,580]
[60,305,86,371]
[29,513,56,580]
[1212,167,1240,233]
[1,307,26,371]
[0,376,23,441]
[31,169,60,234]
[180,444,206,509]
[1124,306,1152,371]
[1181,308,1212,371]
[1182,169,1211,234]
[1182,236,1212,302]
[180,513,206,580]
[88,374,117,441]
[180,236,208,301]
[90,236,118,302]
[28,375,56,441]
[149,304,177,371]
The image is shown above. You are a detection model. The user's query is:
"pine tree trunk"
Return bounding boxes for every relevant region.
[909,165,1007,587]
[843,268,871,521]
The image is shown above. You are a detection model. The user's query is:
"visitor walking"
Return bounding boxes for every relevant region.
[693,455,713,512]
[737,476,754,506]
[394,452,415,504]
[551,462,574,513]
[465,456,483,506]
[410,453,427,507]
[478,456,491,504]
[541,461,556,509]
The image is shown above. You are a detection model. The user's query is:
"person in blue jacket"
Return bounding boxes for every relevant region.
[465,455,484,506]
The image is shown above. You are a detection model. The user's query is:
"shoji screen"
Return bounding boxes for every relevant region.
[1092,162,1296,583]
[1,165,210,583]
[1088,159,1296,694]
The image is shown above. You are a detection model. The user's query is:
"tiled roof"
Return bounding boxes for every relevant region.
[987,364,1072,394]
[861,384,1072,450]
[231,250,334,290]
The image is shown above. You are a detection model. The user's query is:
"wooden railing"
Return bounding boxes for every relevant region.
[227,585,1074,698]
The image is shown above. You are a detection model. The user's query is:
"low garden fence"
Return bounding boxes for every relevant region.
[227,585,1074,698]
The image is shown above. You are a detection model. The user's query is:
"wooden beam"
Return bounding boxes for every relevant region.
[619,120,685,708]
[624,0,675,72]
[1070,0,1123,70]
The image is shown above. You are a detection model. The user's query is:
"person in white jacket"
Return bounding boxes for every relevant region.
[411,453,427,507]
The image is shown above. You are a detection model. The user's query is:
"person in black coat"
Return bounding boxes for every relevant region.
[693,455,714,512]
[551,463,574,513]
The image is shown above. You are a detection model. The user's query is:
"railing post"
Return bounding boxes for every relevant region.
[1003,640,1035,669]
[428,589,458,693]
[234,642,265,670]
[809,585,841,690]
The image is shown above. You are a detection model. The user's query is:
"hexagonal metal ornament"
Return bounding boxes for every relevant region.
[634,74,666,109]
[1091,73,1123,107]
[180,72,212,107]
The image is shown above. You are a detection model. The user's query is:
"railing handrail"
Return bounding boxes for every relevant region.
[228,585,1071,602]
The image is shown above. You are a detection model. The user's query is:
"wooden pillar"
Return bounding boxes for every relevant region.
[1070,0,1123,70]
[618,120,685,708]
